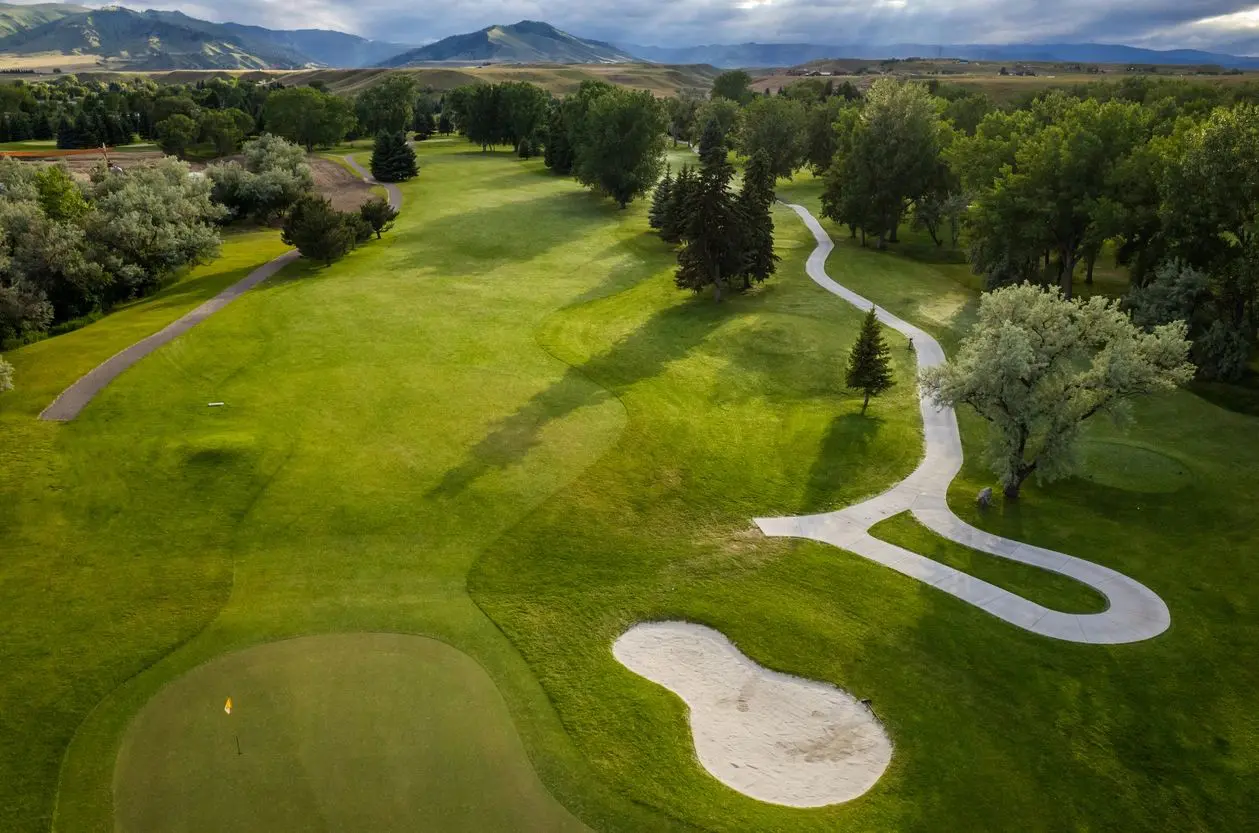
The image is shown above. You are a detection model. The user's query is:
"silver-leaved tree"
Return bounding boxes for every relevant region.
[921,283,1195,498]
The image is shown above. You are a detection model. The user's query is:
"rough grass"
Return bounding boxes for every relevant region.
[0,143,1256,833]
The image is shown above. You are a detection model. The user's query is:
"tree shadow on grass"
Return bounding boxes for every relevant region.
[428,295,737,498]
[414,189,626,267]
[799,413,884,513]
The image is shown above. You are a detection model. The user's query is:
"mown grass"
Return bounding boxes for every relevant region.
[0,142,1255,833]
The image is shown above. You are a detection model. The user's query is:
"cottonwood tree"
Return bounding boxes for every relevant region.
[675,121,743,300]
[156,114,198,158]
[356,75,419,135]
[281,195,358,266]
[846,308,894,413]
[574,88,666,208]
[198,108,253,155]
[264,86,356,152]
[207,134,314,223]
[711,70,755,105]
[86,158,224,297]
[370,131,418,182]
[692,98,741,150]
[921,283,1194,499]
[822,79,949,248]
[737,149,778,287]
[0,355,12,393]
[739,95,808,180]
[34,165,88,223]
[359,196,398,239]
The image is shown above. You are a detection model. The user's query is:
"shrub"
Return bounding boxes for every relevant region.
[281,195,358,266]
[359,196,398,239]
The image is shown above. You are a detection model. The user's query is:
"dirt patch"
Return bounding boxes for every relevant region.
[309,156,376,211]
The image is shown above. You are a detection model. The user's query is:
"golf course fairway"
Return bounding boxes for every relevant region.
[113,633,588,832]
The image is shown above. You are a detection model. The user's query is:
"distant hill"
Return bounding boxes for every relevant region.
[379,20,636,67]
[622,41,1259,70]
[0,3,413,69]
[0,2,85,38]
[0,6,311,69]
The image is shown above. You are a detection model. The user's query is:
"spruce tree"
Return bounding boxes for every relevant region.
[56,117,77,150]
[737,149,779,289]
[675,130,743,301]
[846,308,895,413]
[359,196,399,239]
[697,117,727,167]
[370,130,418,183]
[661,165,694,244]
[648,166,672,230]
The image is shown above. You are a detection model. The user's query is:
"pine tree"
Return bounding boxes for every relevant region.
[359,196,399,239]
[282,195,358,266]
[56,117,77,150]
[648,165,672,230]
[675,130,743,301]
[846,308,895,413]
[370,131,418,183]
[737,149,779,289]
[661,165,694,244]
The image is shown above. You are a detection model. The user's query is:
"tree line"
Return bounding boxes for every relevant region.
[674,69,1258,383]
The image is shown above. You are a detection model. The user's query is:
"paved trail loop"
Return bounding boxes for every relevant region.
[41,155,400,422]
[756,205,1170,645]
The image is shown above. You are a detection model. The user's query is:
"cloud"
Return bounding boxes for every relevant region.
[15,0,1259,52]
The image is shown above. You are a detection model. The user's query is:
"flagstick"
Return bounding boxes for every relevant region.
[236,733,241,755]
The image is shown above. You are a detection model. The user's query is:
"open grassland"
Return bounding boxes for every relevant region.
[71,62,723,97]
[0,142,1256,832]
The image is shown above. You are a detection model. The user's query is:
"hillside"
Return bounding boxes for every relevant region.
[379,20,635,67]
[624,40,1259,70]
[0,7,310,69]
[0,2,85,38]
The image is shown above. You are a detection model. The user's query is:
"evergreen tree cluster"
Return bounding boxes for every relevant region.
[651,119,779,301]
[370,131,418,183]
[280,194,397,267]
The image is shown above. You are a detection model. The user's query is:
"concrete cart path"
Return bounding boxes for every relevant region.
[755,204,1170,645]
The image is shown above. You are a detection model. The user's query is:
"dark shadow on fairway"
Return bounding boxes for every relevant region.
[417,190,623,266]
[800,413,883,513]
[429,297,736,498]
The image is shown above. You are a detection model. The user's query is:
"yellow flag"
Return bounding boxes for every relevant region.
[224,697,232,715]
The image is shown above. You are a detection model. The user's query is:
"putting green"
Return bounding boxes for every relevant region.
[113,634,589,833]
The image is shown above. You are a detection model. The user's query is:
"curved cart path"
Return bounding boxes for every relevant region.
[756,205,1170,644]
[41,154,396,422]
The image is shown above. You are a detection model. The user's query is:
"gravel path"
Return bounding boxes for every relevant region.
[40,154,396,422]
[755,205,1171,644]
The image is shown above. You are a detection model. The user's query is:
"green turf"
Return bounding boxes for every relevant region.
[0,143,1256,833]
[869,513,1109,613]
[114,634,588,832]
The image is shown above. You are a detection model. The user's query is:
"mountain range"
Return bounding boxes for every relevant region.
[624,41,1259,69]
[0,3,413,69]
[0,4,1256,71]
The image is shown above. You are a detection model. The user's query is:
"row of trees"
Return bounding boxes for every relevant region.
[803,78,1259,381]
[0,74,449,160]
[281,194,397,266]
[0,157,223,346]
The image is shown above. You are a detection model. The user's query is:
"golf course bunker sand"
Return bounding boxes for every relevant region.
[613,621,892,807]
[114,633,588,833]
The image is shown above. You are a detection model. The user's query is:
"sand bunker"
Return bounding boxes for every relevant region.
[613,621,892,807]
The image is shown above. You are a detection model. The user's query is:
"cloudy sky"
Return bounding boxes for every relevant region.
[24,0,1259,52]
